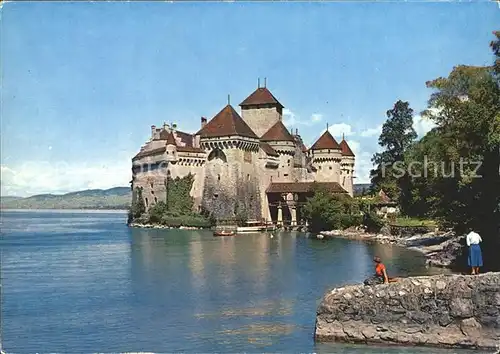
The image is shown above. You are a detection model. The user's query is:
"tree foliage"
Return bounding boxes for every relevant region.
[370,100,417,200]
[303,188,362,232]
[400,32,500,270]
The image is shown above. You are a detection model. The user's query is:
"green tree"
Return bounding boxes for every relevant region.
[403,32,500,270]
[303,187,362,232]
[131,187,146,218]
[370,100,418,200]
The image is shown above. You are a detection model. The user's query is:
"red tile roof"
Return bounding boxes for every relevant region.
[196,105,258,139]
[260,120,295,142]
[165,132,177,146]
[260,142,279,157]
[340,139,355,157]
[310,130,341,150]
[266,182,347,194]
[239,87,284,108]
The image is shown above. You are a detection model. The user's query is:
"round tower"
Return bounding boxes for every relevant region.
[309,129,342,183]
[339,137,355,196]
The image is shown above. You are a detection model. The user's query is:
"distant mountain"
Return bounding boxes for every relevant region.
[0,187,131,210]
[353,183,371,196]
[0,196,23,204]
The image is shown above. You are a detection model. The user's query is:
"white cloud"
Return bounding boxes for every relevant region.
[311,113,323,122]
[283,108,299,126]
[317,123,354,138]
[341,140,374,184]
[1,160,131,197]
[413,115,437,137]
[282,109,324,127]
[360,125,383,138]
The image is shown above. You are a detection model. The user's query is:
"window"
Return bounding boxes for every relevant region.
[213,193,219,198]
[329,166,332,170]
[145,197,149,206]
[217,174,221,181]
[154,197,158,203]
[247,174,250,181]
[318,166,322,170]
[284,173,289,177]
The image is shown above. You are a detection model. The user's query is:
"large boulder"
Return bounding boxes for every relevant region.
[315,272,500,351]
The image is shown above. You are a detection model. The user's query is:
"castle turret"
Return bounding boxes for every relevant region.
[196,104,261,219]
[339,136,355,196]
[309,129,342,183]
[239,84,284,138]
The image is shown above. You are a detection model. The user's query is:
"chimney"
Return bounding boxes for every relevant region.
[201,116,207,129]
[151,125,156,139]
[172,123,177,131]
[295,128,298,135]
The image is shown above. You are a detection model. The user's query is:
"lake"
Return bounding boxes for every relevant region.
[1,210,467,353]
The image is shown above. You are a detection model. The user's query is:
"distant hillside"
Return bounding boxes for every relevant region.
[0,196,22,204]
[353,183,371,196]
[1,187,131,210]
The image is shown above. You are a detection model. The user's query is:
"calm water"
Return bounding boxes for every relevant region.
[1,210,467,353]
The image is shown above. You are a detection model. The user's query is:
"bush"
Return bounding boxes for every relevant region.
[363,212,385,233]
[160,214,212,228]
[340,214,363,229]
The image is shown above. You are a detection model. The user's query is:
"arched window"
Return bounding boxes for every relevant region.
[207,148,227,163]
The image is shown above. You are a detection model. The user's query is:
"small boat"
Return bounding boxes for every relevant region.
[213,230,236,237]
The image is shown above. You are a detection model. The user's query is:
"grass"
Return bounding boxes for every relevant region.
[392,217,437,227]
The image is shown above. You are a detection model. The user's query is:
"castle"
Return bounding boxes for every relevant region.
[131,83,355,225]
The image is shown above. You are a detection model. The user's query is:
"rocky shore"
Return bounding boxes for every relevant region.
[315,272,500,351]
[318,228,464,269]
[128,222,204,230]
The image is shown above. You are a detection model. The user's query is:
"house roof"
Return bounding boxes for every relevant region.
[239,87,284,108]
[378,189,393,204]
[260,120,295,142]
[340,139,355,157]
[310,130,341,150]
[260,142,279,157]
[196,104,258,139]
[266,182,347,194]
[164,131,177,146]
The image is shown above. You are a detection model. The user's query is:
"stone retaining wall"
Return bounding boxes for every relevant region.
[315,272,500,351]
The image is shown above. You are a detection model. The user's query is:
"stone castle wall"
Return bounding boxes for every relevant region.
[201,146,262,220]
[315,272,500,351]
[241,106,281,138]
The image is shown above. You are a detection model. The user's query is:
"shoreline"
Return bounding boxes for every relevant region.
[318,228,463,269]
[128,222,205,230]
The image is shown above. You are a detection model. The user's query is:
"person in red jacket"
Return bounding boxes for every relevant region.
[364,256,389,285]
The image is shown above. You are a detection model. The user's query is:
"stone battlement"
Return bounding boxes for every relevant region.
[315,272,500,351]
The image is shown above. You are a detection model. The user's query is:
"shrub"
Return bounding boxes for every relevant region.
[363,212,385,233]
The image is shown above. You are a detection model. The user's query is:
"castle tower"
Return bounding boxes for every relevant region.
[260,120,296,182]
[196,104,261,219]
[309,129,342,183]
[239,84,284,138]
[339,136,355,197]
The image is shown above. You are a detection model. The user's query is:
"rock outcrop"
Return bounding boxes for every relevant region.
[315,272,500,351]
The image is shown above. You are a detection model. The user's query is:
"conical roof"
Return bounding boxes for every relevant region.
[310,130,341,150]
[196,104,258,139]
[260,120,295,142]
[340,138,355,157]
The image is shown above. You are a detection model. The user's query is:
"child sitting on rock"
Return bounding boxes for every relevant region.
[364,256,389,285]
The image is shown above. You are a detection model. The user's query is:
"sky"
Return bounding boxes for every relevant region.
[1,1,499,197]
